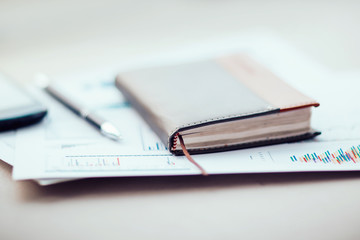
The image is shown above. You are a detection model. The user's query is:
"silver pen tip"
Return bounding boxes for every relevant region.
[100,122,121,141]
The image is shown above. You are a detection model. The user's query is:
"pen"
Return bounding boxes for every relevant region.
[44,84,121,141]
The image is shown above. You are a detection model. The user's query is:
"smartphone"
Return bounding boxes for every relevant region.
[0,73,47,132]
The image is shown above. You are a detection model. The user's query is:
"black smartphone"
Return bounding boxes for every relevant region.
[0,73,47,132]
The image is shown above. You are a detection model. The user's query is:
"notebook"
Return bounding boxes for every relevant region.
[115,54,320,156]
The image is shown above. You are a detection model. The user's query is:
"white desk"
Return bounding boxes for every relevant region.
[1,1,360,239]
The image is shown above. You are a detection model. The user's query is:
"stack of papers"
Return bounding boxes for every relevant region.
[1,33,360,185]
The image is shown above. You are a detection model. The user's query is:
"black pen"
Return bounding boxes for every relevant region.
[44,84,121,141]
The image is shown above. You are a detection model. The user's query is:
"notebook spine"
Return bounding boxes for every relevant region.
[171,133,179,152]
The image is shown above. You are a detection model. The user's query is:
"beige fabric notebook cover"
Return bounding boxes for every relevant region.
[115,54,320,155]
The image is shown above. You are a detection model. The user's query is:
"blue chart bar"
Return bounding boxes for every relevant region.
[147,142,167,151]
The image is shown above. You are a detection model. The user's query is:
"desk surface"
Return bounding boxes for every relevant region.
[1,1,360,239]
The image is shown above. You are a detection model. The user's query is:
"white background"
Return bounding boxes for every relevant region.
[1,1,360,240]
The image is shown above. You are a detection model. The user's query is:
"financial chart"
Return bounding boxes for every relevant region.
[11,36,360,180]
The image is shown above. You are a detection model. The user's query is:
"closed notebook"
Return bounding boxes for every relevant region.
[115,54,320,156]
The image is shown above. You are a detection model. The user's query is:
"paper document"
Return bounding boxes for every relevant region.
[13,78,198,180]
[3,33,359,181]
[0,131,16,165]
